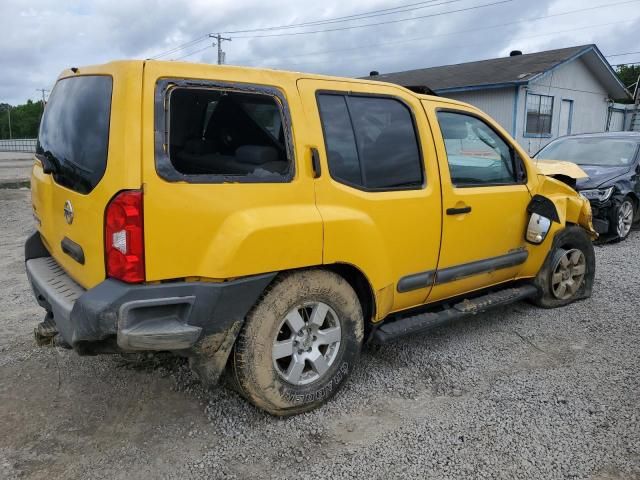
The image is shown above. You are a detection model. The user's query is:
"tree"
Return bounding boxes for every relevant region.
[0,99,44,139]
[615,64,640,103]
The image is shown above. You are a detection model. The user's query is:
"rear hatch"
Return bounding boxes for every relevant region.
[31,62,143,288]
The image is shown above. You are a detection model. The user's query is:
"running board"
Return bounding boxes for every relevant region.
[372,284,539,344]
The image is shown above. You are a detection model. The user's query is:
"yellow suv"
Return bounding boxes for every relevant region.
[26,60,596,415]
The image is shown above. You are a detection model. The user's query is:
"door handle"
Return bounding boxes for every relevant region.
[446,206,472,215]
[310,147,321,178]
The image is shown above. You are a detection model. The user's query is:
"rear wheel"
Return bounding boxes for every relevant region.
[532,225,595,308]
[230,270,364,416]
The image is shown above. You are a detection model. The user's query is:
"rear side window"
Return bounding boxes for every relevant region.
[317,93,423,190]
[160,85,292,181]
[36,75,112,194]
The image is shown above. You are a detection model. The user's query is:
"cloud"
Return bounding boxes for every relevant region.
[0,0,638,104]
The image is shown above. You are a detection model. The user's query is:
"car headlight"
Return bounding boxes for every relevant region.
[579,186,614,202]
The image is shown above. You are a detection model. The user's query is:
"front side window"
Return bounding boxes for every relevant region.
[317,93,423,190]
[526,93,554,135]
[162,85,292,180]
[437,111,522,186]
[36,75,112,194]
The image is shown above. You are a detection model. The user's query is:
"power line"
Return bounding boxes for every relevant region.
[149,0,459,59]
[265,20,636,70]
[606,50,640,58]
[273,2,639,62]
[173,44,215,61]
[148,0,639,61]
[149,35,210,60]
[221,0,466,34]
[233,0,513,38]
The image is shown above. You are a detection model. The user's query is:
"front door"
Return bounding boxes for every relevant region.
[297,79,443,317]
[424,104,533,302]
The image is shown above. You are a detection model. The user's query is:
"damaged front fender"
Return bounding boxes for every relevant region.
[535,174,597,239]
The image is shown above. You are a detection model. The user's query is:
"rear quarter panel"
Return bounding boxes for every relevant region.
[141,62,323,281]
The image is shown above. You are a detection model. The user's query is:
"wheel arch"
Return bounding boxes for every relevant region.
[324,263,377,330]
[242,263,377,341]
[623,192,640,221]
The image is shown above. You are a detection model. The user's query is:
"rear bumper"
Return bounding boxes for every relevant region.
[25,232,275,359]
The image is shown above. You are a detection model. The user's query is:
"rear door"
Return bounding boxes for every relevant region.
[423,102,533,302]
[30,63,143,288]
[297,79,442,317]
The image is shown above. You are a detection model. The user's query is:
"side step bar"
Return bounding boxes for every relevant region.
[373,284,539,344]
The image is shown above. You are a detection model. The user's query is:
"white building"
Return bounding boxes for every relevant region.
[366,45,636,154]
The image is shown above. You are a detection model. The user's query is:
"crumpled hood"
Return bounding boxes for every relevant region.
[534,159,589,180]
[535,159,630,189]
[575,164,631,189]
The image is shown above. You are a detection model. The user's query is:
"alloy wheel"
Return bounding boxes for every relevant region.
[272,302,342,386]
[616,200,634,239]
[551,248,586,300]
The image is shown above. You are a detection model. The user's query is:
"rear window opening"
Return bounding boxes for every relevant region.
[163,86,292,180]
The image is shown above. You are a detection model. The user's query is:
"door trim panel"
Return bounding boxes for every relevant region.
[397,270,436,293]
[434,249,528,285]
[397,249,529,293]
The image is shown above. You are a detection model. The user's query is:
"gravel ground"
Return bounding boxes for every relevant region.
[0,153,32,186]
[1,187,639,479]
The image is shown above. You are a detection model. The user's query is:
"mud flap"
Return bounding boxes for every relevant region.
[188,320,244,387]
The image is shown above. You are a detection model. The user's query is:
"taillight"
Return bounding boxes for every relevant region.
[104,190,145,283]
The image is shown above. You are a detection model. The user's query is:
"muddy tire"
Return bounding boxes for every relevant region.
[230,269,364,416]
[531,225,595,308]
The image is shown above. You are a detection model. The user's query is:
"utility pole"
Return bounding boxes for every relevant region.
[7,106,12,140]
[208,33,231,65]
[36,89,49,110]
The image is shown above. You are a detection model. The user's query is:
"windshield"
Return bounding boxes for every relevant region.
[36,75,112,194]
[535,137,638,167]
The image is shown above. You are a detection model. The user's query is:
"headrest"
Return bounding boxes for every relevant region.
[235,145,278,165]
[439,115,469,140]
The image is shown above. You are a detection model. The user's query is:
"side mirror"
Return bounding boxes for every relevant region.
[525,213,551,244]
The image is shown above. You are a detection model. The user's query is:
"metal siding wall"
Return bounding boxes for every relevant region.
[521,58,610,154]
[444,88,515,135]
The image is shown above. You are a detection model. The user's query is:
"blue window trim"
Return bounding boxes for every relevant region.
[558,98,574,136]
[434,81,526,94]
[523,91,554,138]
[512,85,520,137]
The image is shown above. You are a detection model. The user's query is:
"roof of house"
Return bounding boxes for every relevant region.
[363,44,630,99]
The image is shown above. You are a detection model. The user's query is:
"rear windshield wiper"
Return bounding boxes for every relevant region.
[35,151,60,175]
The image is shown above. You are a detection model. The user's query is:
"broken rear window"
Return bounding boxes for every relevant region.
[158,84,293,182]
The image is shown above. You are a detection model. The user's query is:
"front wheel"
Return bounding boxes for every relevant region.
[532,225,595,308]
[230,270,364,416]
[612,197,635,241]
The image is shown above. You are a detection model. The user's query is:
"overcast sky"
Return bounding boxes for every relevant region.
[1,0,639,105]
